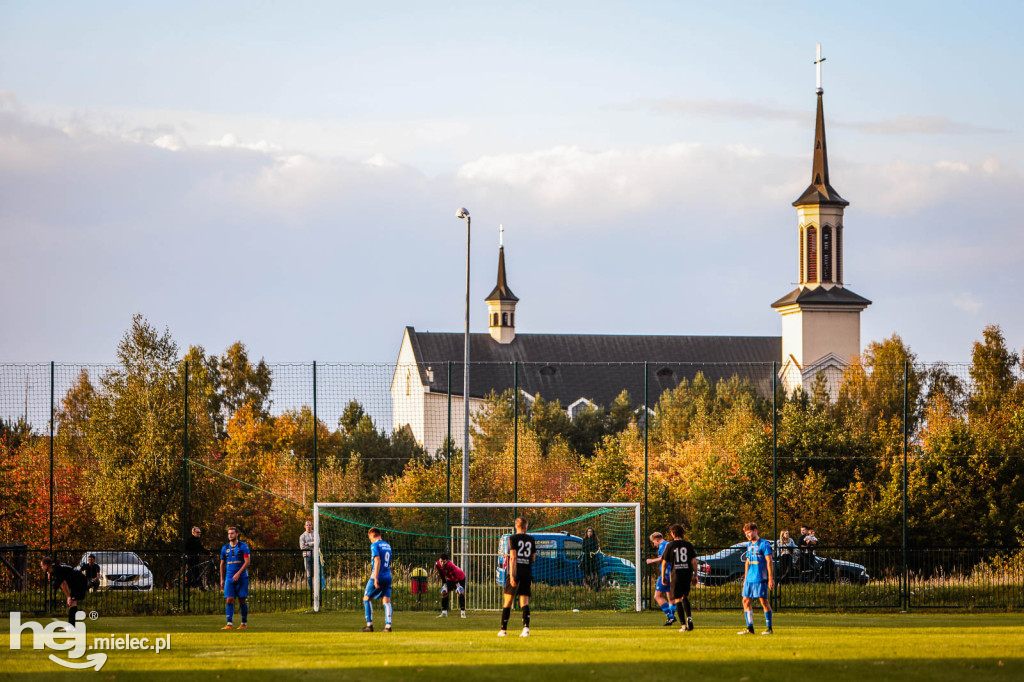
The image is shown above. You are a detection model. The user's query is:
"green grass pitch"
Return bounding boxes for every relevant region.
[3,611,1023,680]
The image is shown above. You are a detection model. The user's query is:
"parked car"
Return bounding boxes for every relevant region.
[695,542,869,586]
[76,551,155,591]
[495,532,636,587]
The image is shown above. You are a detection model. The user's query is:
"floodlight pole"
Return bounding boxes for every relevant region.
[457,208,471,527]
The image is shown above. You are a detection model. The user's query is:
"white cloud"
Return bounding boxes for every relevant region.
[952,294,982,314]
[622,98,1006,136]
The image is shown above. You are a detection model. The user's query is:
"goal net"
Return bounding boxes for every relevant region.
[313,503,640,613]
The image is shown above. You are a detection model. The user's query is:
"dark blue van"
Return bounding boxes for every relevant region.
[496,532,636,587]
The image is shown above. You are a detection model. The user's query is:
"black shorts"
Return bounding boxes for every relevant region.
[503,570,532,598]
[443,579,466,593]
[669,572,692,600]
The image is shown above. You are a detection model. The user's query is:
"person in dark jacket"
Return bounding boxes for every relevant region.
[80,554,102,592]
[184,526,208,587]
[581,527,601,591]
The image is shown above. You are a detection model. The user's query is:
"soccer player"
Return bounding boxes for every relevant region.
[434,551,467,618]
[361,527,393,632]
[498,517,535,638]
[219,526,251,630]
[645,531,675,626]
[660,524,698,632]
[738,522,774,635]
[41,557,88,625]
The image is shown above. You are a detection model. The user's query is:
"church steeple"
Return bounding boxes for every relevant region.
[485,226,518,343]
[793,90,848,207]
[773,44,870,394]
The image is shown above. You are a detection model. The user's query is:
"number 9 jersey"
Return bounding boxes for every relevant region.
[371,539,393,581]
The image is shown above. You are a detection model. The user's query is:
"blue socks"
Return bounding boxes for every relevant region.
[383,602,393,626]
[670,603,677,618]
[744,611,753,628]
[364,599,373,624]
[240,602,248,624]
[660,602,672,617]
[765,611,773,629]
[225,602,234,624]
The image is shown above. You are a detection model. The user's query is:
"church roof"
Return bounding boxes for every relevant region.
[485,247,518,302]
[403,328,781,406]
[770,286,872,309]
[793,91,849,208]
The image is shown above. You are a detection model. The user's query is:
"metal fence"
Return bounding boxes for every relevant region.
[2,356,1023,614]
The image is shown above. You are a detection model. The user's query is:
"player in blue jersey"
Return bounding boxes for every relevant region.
[219,526,251,630]
[645,532,676,626]
[738,522,774,635]
[361,527,393,632]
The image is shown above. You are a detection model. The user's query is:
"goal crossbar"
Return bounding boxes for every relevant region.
[313,502,641,612]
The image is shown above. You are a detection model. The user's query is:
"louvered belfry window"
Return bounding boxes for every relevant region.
[822,225,833,283]
[807,225,818,283]
[836,226,843,284]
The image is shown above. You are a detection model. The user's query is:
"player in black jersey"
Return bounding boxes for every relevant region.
[498,517,536,638]
[660,524,698,632]
[41,557,89,626]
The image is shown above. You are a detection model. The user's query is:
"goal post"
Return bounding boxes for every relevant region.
[313,502,641,613]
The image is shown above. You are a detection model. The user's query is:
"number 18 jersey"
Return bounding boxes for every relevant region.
[662,539,696,576]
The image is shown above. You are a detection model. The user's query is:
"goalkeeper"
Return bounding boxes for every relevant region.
[434,552,467,618]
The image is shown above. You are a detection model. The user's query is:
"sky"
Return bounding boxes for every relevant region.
[1,0,1022,364]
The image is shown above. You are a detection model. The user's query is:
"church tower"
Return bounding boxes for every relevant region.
[772,45,871,392]
[485,227,519,344]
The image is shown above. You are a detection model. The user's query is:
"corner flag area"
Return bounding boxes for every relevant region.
[4,612,1023,680]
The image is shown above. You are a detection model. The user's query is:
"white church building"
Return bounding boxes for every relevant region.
[391,71,870,454]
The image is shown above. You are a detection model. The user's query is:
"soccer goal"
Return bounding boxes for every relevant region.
[313,502,641,613]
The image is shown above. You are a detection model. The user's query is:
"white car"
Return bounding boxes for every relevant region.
[77,551,154,591]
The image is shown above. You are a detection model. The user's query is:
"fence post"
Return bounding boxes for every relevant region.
[513,361,518,516]
[643,361,649,609]
[312,361,318,505]
[49,361,55,556]
[771,361,778,607]
[902,360,909,610]
[48,361,55,614]
[181,361,190,612]
[446,361,452,530]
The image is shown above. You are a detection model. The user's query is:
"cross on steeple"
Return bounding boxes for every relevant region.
[815,43,826,93]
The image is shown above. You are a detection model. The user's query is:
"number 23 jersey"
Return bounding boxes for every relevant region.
[508,533,536,577]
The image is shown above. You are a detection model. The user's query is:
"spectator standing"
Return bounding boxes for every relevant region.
[80,554,102,592]
[777,531,798,581]
[300,520,315,590]
[184,526,207,588]
[581,527,601,592]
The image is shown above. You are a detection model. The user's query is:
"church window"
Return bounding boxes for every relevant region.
[836,226,843,283]
[806,225,818,282]
[492,312,499,327]
[510,313,515,327]
[539,365,557,376]
[502,312,508,326]
[656,367,674,378]
[822,226,832,283]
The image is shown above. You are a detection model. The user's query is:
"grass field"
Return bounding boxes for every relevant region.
[2,610,1023,681]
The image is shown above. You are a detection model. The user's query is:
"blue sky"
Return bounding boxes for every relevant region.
[1,1,1021,362]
